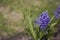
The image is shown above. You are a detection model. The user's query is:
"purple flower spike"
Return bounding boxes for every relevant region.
[54,6,60,19]
[57,6,60,12]
[34,11,50,30]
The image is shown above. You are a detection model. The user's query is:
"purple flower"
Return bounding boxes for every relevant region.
[54,6,60,18]
[34,11,50,30]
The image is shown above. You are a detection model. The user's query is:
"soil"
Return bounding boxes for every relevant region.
[1,32,32,40]
[51,23,60,40]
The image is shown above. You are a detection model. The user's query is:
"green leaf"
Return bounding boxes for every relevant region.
[49,16,54,23]
[23,13,37,40]
[27,17,37,40]
[39,31,45,40]
[57,17,60,23]
[50,21,57,27]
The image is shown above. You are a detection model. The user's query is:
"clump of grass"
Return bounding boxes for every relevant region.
[0,0,13,6]
[0,11,18,36]
[0,12,9,34]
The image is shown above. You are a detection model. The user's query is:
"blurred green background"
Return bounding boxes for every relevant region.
[0,0,60,37]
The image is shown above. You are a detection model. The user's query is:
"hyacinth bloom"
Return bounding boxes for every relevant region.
[54,6,60,19]
[34,11,50,30]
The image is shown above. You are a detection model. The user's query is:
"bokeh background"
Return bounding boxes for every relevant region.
[0,0,60,40]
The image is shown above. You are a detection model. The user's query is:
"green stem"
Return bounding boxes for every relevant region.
[26,17,37,40]
[49,16,54,23]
